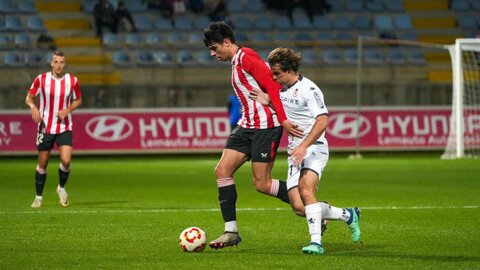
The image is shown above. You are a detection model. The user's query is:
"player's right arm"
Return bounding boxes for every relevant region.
[25,93,40,123]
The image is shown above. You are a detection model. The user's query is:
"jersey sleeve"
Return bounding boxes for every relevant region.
[303,83,328,118]
[72,76,82,100]
[28,75,41,96]
[242,52,288,122]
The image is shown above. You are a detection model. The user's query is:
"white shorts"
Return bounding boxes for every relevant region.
[286,143,329,190]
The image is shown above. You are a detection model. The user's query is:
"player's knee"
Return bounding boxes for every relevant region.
[253,179,269,194]
[291,203,305,217]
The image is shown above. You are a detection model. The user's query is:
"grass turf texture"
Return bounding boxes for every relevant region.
[0,154,479,269]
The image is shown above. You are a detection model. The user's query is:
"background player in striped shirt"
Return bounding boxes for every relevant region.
[250,47,361,254]
[26,51,82,208]
[202,22,303,249]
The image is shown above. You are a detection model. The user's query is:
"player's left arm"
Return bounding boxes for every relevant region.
[290,86,329,165]
[58,79,82,120]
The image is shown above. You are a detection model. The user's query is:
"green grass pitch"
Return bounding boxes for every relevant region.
[1,154,479,269]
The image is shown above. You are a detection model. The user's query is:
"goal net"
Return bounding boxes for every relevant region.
[442,38,480,159]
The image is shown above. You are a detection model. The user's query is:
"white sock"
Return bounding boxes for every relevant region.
[35,195,42,200]
[319,202,351,223]
[225,221,238,233]
[305,203,322,245]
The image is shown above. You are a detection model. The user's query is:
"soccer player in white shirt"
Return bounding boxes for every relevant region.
[250,47,361,254]
[26,51,82,208]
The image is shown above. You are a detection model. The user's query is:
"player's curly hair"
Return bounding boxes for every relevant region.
[267,47,302,72]
[203,22,236,48]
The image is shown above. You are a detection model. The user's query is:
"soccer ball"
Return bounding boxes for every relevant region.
[179,227,207,252]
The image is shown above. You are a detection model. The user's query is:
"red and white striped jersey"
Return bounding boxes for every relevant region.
[28,72,81,134]
[231,47,288,129]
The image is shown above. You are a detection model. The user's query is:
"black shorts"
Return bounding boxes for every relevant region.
[36,131,73,151]
[225,126,283,162]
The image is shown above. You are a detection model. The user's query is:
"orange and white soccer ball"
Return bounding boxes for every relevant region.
[179,227,207,252]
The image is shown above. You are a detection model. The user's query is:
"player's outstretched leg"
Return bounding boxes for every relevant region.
[346,207,361,243]
[209,231,241,249]
[56,185,69,207]
[302,242,324,255]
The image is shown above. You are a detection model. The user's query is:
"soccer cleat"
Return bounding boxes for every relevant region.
[209,231,241,249]
[56,185,69,207]
[302,242,324,254]
[31,198,42,208]
[347,207,361,243]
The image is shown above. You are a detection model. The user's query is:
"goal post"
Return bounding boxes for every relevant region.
[442,38,480,159]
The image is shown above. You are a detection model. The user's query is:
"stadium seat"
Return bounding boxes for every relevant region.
[385,48,405,64]
[384,0,404,11]
[343,49,358,64]
[145,33,163,48]
[366,0,383,11]
[273,32,292,44]
[457,15,478,29]
[251,32,271,48]
[332,15,352,29]
[176,50,195,66]
[352,15,371,29]
[82,0,96,12]
[322,49,342,64]
[0,33,12,49]
[405,49,426,65]
[154,17,173,31]
[192,15,209,30]
[273,15,292,30]
[197,50,216,66]
[174,15,192,31]
[136,50,156,67]
[125,33,143,48]
[244,0,265,12]
[315,32,335,47]
[252,15,272,30]
[167,32,185,47]
[295,32,313,48]
[14,33,31,49]
[112,51,133,67]
[235,32,249,43]
[27,16,47,32]
[5,15,23,31]
[133,15,153,31]
[451,0,470,11]
[188,32,203,48]
[375,14,394,30]
[394,14,413,30]
[230,15,252,30]
[227,1,244,12]
[257,49,269,60]
[326,0,344,12]
[154,50,174,67]
[0,0,15,13]
[4,51,25,67]
[301,49,319,66]
[124,0,146,12]
[27,51,45,67]
[102,33,122,49]
[336,32,354,42]
[18,0,36,13]
[292,11,312,29]
[312,15,331,30]
[472,1,480,10]
[364,49,384,64]
[345,0,364,11]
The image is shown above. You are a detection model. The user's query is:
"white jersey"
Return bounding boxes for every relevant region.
[280,75,328,153]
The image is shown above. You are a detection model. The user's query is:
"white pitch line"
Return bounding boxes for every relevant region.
[0,205,478,215]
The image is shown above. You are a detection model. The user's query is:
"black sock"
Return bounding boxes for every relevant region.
[218,184,237,222]
[277,180,290,204]
[59,167,69,188]
[35,171,47,196]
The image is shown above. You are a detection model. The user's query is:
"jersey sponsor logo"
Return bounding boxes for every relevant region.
[86,115,133,142]
[328,113,371,139]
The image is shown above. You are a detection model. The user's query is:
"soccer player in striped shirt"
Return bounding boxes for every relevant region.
[203,22,304,249]
[251,47,361,254]
[26,51,82,208]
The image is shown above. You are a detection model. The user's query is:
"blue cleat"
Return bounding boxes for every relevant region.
[302,242,325,254]
[347,207,361,243]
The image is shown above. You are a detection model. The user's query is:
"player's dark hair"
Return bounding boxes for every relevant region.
[203,21,235,48]
[267,47,302,73]
[52,51,65,59]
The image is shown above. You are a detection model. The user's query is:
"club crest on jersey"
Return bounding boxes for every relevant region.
[293,88,299,97]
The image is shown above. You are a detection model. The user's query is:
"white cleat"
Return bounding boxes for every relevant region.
[31,198,42,208]
[56,186,69,207]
